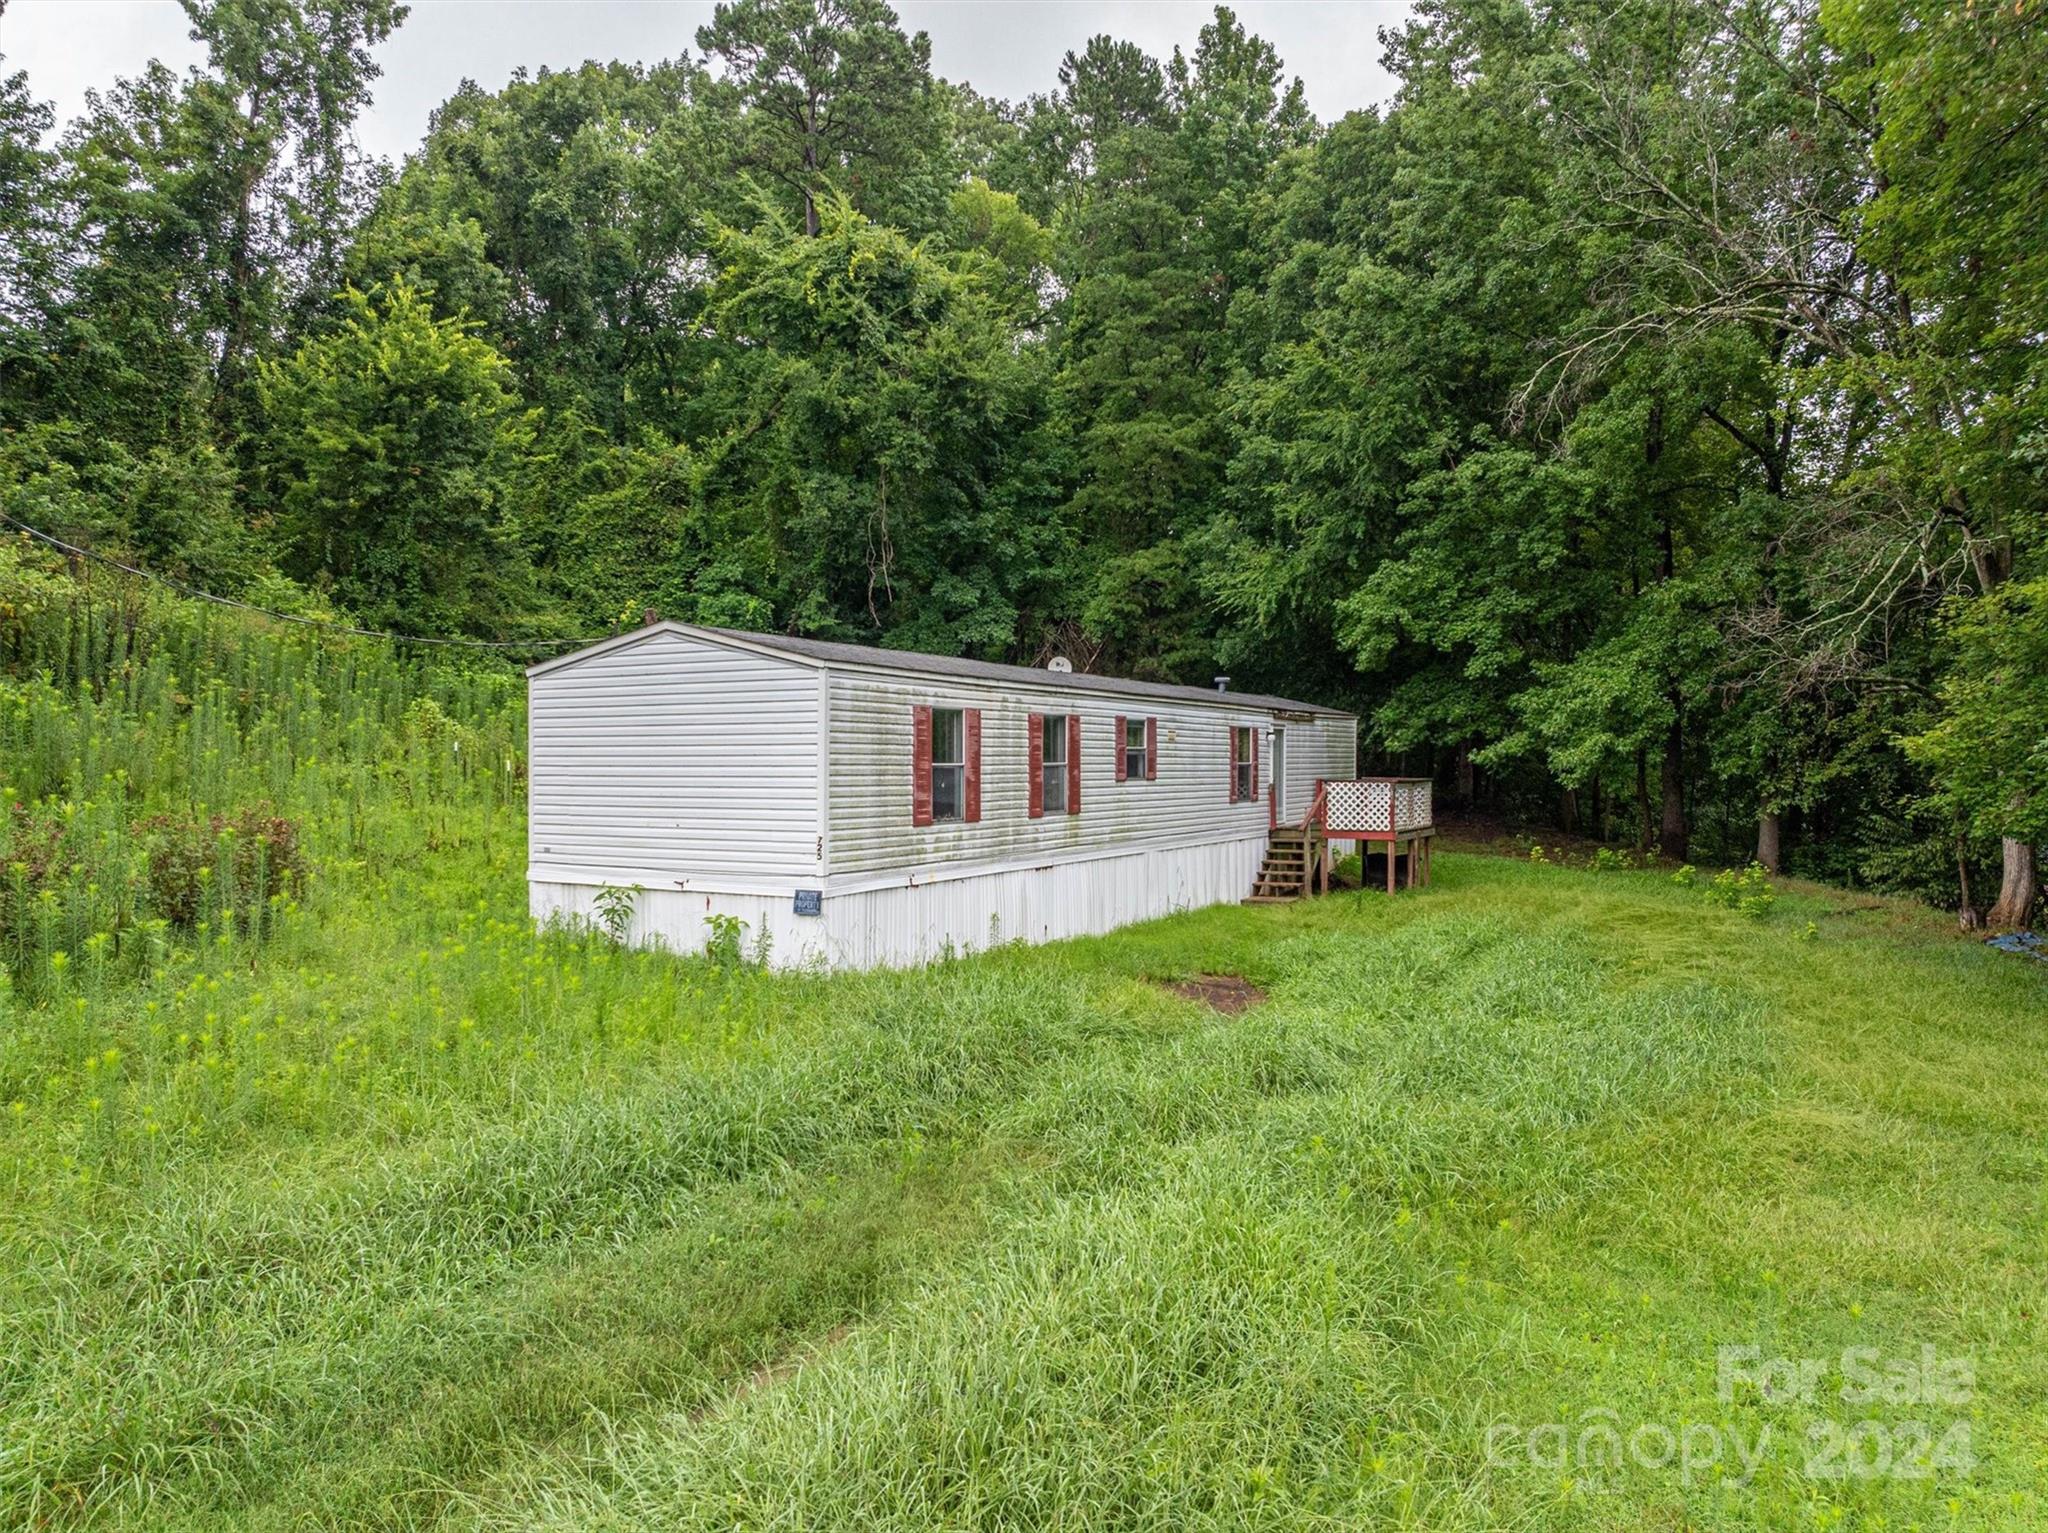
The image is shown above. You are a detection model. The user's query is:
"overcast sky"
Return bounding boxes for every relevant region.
[3,0,1412,162]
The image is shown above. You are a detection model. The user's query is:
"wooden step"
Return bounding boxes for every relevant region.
[1251,822,1325,901]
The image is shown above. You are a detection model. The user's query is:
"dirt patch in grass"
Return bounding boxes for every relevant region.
[1157,973,1267,1014]
[695,1323,854,1425]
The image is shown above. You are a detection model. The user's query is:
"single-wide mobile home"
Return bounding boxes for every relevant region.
[526,623,1359,969]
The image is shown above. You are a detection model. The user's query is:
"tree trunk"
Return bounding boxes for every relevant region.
[1756,811,1781,874]
[1634,749,1652,852]
[802,93,822,237]
[1956,844,1982,932]
[217,101,267,430]
[1455,744,1474,806]
[1986,838,2038,930]
[1561,786,1579,835]
[1658,717,1687,861]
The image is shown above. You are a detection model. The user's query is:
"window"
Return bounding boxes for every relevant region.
[931,708,965,822]
[913,704,980,827]
[1232,726,1257,802]
[1042,714,1068,813]
[1124,716,1148,781]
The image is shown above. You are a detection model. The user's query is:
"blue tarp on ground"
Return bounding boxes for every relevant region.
[1984,931,2048,963]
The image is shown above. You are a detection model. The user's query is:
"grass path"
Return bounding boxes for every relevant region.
[3,851,2043,1529]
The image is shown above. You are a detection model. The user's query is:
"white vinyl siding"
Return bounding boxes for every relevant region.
[1279,716,1360,818]
[826,673,1283,877]
[527,629,819,884]
[526,622,1358,953]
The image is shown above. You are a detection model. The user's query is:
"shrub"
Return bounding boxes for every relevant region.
[0,799,144,989]
[703,912,746,969]
[1702,861,1776,920]
[0,800,72,908]
[137,805,308,933]
[593,884,640,945]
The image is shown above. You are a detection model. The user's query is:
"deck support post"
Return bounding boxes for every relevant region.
[1313,779,1434,897]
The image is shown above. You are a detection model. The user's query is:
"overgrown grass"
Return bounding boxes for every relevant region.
[1,553,2042,1529]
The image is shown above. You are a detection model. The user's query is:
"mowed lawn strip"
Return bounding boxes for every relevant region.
[480,856,2048,1532]
[3,851,2043,1530]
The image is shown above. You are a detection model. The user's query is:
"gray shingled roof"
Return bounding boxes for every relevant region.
[694,625,1352,717]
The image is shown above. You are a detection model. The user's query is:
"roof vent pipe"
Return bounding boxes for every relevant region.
[1213,675,1230,692]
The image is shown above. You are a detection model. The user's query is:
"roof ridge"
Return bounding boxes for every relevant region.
[688,624,1352,717]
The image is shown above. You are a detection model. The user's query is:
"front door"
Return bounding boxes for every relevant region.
[1271,726,1287,820]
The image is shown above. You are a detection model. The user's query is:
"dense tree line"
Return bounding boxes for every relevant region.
[2,0,2041,920]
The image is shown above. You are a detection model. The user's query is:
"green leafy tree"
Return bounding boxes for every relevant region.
[8,0,2042,916]
[694,0,949,237]
[17,66,236,452]
[1827,0,2048,921]
[178,0,405,423]
[941,178,1052,319]
[5,1,402,449]
[1505,0,2042,899]
[1906,581,2048,926]
[0,66,288,606]
[257,282,536,634]
[0,60,60,368]
[1212,5,1590,783]
[1047,9,1311,678]
[511,415,701,632]
[351,62,713,436]
[682,202,1056,650]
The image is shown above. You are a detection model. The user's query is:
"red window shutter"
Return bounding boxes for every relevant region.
[964,708,982,823]
[1251,726,1260,798]
[1228,726,1239,801]
[1145,717,1157,780]
[1114,715,1128,782]
[1067,714,1082,814]
[1027,712,1044,819]
[911,705,933,826]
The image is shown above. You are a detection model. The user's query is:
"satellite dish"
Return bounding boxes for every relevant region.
[1046,656,1074,673]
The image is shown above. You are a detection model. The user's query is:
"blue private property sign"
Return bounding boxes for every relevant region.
[793,889,823,917]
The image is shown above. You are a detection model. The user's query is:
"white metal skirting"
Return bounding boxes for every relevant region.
[529,835,1269,971]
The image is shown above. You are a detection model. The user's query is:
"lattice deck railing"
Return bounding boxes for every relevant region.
[1319,778,1433,836]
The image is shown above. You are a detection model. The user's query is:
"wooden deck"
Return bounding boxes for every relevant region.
[1250,777,1435,902]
